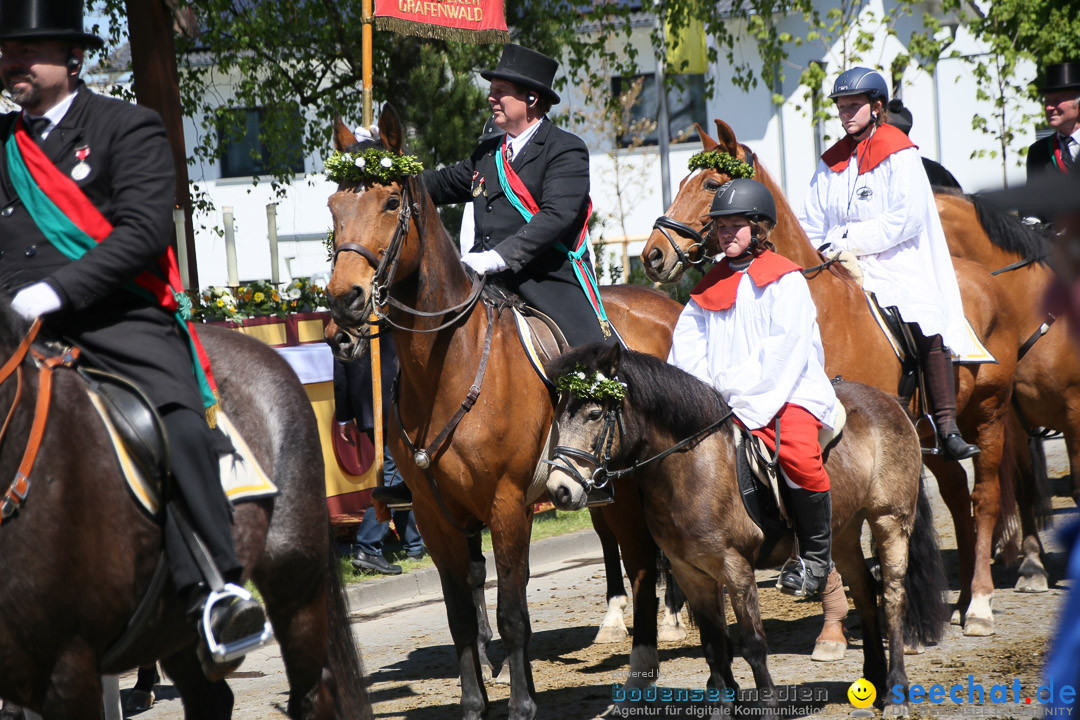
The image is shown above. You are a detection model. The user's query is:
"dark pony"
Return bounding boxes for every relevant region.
[547,342,946,711]
[0,299,370,719]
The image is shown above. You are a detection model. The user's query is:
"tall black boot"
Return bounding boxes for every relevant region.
[777,487,833,601]
[921,339,980,460]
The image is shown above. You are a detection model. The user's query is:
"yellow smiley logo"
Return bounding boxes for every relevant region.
[848,678,876,709]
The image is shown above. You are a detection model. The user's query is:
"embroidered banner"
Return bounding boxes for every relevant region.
[374,0,509,43]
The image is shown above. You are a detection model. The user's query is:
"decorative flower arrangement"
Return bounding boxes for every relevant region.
[687,150,755,179]
[323,149,424,185]
[554,365,628,402]
[189,277,327,322]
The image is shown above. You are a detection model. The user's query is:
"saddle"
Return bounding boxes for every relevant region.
[482,282,573,386]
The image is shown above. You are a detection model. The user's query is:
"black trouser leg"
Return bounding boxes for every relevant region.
[913,330,980,460]
[160,405,243,598]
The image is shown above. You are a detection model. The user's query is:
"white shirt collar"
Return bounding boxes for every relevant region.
[506,117,545,161]
[23,89,78,141]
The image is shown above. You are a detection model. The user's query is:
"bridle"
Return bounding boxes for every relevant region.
[543,393,734,497]
[650,143,760,270]
[330,176,487,338]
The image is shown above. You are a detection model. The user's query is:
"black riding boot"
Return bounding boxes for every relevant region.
[920,336,980,461]
[778,487,833,601]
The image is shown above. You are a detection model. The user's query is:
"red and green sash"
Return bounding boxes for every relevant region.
[495,135,611,337]
[4,115,220,420]
[1051,135,1071,174]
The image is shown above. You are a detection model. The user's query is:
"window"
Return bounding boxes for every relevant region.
[610,73,707,148]
[218,108,305,178]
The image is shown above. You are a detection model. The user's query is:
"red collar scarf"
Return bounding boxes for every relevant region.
[689,250,801,311]
[821,123,916,175]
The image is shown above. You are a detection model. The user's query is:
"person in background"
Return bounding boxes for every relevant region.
[885,99,962,190]
[1027,62,1080,178]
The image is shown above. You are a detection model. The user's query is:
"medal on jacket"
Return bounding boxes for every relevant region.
[472,175,485,197]
[71,146,91,181]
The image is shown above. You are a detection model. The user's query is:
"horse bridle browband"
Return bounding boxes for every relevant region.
[543,395,734,495]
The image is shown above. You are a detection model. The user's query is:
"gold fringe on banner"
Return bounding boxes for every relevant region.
[374,16,509,43]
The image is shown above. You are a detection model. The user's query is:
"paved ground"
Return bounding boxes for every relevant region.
[121,439,1079,719]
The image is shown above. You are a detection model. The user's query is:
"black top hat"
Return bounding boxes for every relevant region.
[886,99,913,136]
[480,44,560,105]
[1040,62,1080,93]
[0,0,104,50]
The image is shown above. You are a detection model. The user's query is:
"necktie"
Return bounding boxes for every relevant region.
[1064,137,1077,170]
[25,115,50,144]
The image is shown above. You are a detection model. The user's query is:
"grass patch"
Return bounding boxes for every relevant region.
[340,507,596,584]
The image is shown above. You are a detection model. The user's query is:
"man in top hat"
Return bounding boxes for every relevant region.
[0,0,266,676]
[1027,61,1080,177]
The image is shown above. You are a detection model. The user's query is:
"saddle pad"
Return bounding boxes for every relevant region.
[87,392,278,517]
[512,307,566,385]
[863,291,995,365]
[734,428,788,559]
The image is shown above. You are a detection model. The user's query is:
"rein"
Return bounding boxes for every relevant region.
[991,256,1043,276]
[0,319,77,524]
[332,177,487,337]
[544,400,734,494]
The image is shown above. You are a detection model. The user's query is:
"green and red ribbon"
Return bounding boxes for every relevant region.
[4,115,220,419]
[495,135,610,336]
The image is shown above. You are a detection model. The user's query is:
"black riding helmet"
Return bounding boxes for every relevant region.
[706,179,777,226]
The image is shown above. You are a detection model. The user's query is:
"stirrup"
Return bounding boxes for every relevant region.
[201,584,273,665]
[777,558,824,600]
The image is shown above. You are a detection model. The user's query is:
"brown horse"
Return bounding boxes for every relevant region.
[0,320,369,719]
[323,107,681,720]
[545,342,947,713]
[640,119,1021,638]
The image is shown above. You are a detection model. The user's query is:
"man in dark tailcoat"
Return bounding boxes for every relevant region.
[1027,62,1080,178]
[0,0,265,675]
[420,43,608,349]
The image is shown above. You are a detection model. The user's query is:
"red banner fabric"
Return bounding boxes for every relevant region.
[374,0,509,43]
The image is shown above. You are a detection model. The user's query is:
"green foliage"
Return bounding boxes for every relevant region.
[554,365,628,402]
[323,150,424,185]
[687,151,755,179]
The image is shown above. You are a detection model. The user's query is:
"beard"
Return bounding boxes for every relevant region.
[2,72,40,108]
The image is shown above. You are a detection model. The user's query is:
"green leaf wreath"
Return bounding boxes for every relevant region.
[324,149,424,185]
[554,365,628,402]
[687,150,755,179]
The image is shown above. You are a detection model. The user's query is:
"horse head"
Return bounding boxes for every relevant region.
[642,120,763,283]
[544,343,628,511]
[324,104,427,360]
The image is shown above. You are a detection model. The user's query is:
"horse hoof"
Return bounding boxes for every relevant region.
[658,626,687,643]
[480,661,495,683]
[1014,573,1049,593]
[494,663,511,685]
[905,641,926,655]
[963,617,995,636]
[594,622,629,644]
[811,640,846,662]
[950,609,963,626]
[125,689,155,713]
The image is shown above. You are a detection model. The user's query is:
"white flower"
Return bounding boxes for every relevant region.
[288,288,302,300]
[354,156,366,169]
[380,157,393,169]
[595,372,608,382]
[574,371,586,379]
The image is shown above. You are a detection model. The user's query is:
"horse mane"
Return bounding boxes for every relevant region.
[548,343,733,440]
[956,189,1050,264]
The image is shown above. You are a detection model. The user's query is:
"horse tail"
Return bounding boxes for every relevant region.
[1026,434,1053,532]
[324,527,373,719]
[903,471,949,647]
[658,549,687,617]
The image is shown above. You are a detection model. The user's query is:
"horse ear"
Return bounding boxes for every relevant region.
[378,104,405,155]
[713,119,739,156]
[695,123,719,152]
[599,342,623,379]
[333,116,357,152]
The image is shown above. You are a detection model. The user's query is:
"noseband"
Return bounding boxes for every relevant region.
[543,403,625,496]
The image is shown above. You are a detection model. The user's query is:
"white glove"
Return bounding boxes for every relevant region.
[461,249,509,275]
[353,124,379,142]
[11,282,61,321]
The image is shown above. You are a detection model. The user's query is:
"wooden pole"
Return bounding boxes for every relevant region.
[362,0,374,127]
[126,0,200,288]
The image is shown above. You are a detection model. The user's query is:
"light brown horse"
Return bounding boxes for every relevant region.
[545,342,946,712]
[640,120,1021,638]
[323,108,681,720]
